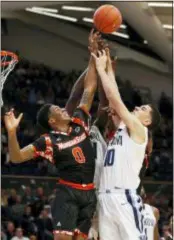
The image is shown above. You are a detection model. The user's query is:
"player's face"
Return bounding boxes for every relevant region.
[49,105,71,124]
[133,105,152,126]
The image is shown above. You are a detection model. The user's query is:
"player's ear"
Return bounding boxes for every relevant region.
[48,117,56,125]
[144,117,151,126]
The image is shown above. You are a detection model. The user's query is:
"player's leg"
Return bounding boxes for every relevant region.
[51,184,78,240]
[54,234,73,240]
[88,210,99,240]
[98,193,120,240]
[114,190,146,240]
[74,189,97,240]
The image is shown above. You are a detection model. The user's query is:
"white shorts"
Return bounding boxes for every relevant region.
[98,189,147,240]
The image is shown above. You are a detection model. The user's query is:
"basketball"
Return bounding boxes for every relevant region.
[93,4,122,34]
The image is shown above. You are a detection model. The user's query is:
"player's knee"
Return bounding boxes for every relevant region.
[54,233,73,240]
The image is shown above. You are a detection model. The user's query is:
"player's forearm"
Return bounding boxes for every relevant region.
[98,77,108,108]
[80,57,97,112]
[84,57,97,91]
[95,79,109,131]
[65,68,88,115]
[7,130,23,163]
[98,68,121,106]
[154,225,159,240]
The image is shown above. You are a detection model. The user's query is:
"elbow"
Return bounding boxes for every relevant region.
[9,155,23,164]
[10,158,20,164]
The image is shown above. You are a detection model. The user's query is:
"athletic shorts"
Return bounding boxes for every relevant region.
[98,189,147,240]
[51,183,97,237]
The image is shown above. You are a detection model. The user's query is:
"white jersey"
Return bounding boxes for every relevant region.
[100,122,148,190]
[144,204,156,240]
[90,125,107,189]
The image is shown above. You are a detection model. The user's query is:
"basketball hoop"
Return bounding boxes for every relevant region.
[1,50,18,106]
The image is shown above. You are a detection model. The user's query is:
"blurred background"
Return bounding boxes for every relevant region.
[1,1,173,240]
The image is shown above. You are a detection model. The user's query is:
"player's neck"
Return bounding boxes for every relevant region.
[54,121,70,133]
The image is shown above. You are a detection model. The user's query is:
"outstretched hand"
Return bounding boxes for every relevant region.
[88,29,101,54]
[91,50,107,72]
[88,29,109,54]
[4,109,23,133]
[105,48,117,73]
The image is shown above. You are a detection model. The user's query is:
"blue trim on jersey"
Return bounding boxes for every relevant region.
[125,190,141,232]
[141,214,144,233]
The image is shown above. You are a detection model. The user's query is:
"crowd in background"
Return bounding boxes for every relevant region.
[1,59,173,240]
[1,59,173,181]
[1,185,173,240]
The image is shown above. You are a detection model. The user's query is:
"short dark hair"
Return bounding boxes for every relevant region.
[36,104,52,131]
[148,104,161,131]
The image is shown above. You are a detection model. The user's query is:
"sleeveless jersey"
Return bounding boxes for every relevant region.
[144,204,156,240]
[99,121,148,190]
[32,107,95,184]
[90,125,107,189]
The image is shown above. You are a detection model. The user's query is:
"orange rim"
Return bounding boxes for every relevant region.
[1,50,18,67]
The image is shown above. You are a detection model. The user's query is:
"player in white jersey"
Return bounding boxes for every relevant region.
[91,49,161,240]
[144,204,159,240]
[140,187,160,240]
[90,124,107,189]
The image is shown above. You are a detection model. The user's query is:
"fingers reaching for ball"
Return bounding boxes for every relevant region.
[91,49,108,71]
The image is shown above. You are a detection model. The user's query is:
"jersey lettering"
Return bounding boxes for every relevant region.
[104,149,115,166]
[110,135,122,146]
[72,146,86,164]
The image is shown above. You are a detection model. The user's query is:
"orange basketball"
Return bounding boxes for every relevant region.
[93,4,122,34]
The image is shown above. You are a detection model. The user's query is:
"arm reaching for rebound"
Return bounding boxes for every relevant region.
[4,109,35,163]
[65,29,102,115]
[92,49,146,144]
[78,30,100,113]
[65,69,87,116]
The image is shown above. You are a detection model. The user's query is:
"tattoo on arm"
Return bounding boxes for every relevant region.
[81,90,89,104]
[80,90,94,112]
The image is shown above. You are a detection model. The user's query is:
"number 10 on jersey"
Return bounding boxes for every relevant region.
[104,149,115,166]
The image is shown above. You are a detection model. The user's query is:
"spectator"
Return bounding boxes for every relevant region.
[161,223,173,240]
[11,227,29,240]
[36,209,53,240]
[5,221,15,240]
[21,206,36,236]
[7,189,17,207]
[1,189,8,207]
[32,187,47,218]
[22,187,34,205]
[11,195,25,217]
[1,230,7,240]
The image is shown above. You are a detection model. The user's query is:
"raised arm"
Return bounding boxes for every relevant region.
[95,55,119,131]
[4,109,35,163]
[78,30,101,112]
[65,30,101,115]
[92,49,146,143]
[65,69,87,116]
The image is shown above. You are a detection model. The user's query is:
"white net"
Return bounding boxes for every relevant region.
[1,51,18,106]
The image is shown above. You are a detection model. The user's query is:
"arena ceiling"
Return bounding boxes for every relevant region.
[1,1,173,65]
